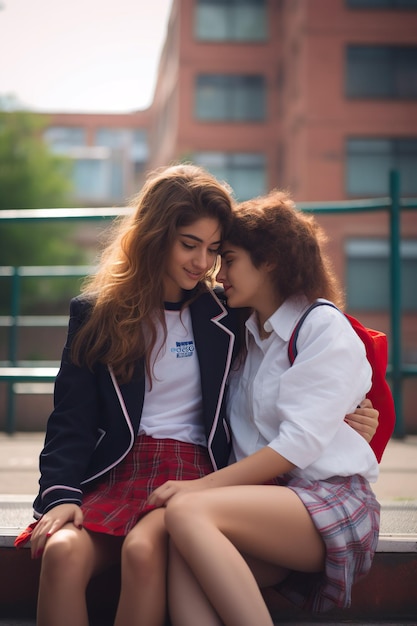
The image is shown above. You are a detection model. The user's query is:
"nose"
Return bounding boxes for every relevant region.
[192,248,211,271]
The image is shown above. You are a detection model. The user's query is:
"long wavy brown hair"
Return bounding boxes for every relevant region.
[71,163,234,383]
[227,190,345,308]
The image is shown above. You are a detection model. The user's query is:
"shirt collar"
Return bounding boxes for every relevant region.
[246,295,310,343]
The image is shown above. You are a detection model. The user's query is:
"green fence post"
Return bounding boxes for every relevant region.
[6,267,20,435]
[389,171,404,438]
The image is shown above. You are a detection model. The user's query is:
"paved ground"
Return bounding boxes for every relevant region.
[0,431,416,533]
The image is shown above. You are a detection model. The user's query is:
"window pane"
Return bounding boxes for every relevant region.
[72,157,123,202]
[346,138,417,196]
[193,151,266,200]
[234,1,267,41]
[195,75,265,121]
[196,1,228,40]
[232,77,265,120]
[228,167,266,200]
[73,160,107,200]
[195,0,267,41]
[347,47,394,97]
[131,129,149,162]
[43,127,85,153]
[347,257,390,309]
[109,162,123,200]
[196,76,228,119]
[347,0,417,7]
[346,238,417,311]
[95,128,129,148]
[346,45,417,98]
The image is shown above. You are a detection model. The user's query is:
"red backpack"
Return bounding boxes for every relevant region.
[288,301,396,463]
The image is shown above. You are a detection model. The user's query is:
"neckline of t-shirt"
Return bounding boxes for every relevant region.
[164,288,198,311]
[164,300,184,311]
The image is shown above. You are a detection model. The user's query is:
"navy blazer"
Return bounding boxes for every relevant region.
[34,288,239,517]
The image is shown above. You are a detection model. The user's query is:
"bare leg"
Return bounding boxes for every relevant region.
[168,542,222,626]
[114,508,168,626]
[168,544,289,626]
[165,485,325,626]
[37,524,121,626]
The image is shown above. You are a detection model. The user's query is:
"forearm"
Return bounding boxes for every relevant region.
[199,446,295,489]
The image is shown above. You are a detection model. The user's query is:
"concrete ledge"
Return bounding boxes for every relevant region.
[1,530,417,623]
[377,533,417,552]
[1,498,416,622]
[2,526,416,551]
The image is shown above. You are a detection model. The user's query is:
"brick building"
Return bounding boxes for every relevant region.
[41,110,150,207]
[37,0,417,431]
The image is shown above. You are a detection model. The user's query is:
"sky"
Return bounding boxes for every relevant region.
[0,0,173,113]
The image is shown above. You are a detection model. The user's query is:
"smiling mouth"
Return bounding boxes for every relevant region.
[185,269,202,280]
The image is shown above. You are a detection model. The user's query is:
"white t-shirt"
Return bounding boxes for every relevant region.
[227,296,379,482]
[139,305,206,446]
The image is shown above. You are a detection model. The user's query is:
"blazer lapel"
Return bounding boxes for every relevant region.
[190,290,235,441]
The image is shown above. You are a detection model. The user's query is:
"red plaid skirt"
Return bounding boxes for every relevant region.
[80,434,213,536]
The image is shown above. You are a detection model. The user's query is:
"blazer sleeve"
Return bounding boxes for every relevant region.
[34,297,102,517]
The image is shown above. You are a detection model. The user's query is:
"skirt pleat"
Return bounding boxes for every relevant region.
[81,434,213,536]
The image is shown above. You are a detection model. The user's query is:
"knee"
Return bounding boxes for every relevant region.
[165,491,204,536]
[41,530,85,578]
[121,528,167,576]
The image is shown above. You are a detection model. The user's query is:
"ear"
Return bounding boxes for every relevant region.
[264,260,276,272]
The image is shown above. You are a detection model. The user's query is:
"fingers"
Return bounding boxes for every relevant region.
[30,504,84,559]
[147,482,173,508]
[345,398,379,443]
[358,399,380,424]
[345,410,378,443]
[345,417,372,442]
[30,516,53,559]
[73,507,84,531]
[346,410,376,425]
[148,478,208,508]
[360,398,372,409]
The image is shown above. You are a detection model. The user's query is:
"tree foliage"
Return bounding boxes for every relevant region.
[0,108,86,312]
[0,109,73,211]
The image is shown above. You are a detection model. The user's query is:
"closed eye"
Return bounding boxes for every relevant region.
[221,252,234,265]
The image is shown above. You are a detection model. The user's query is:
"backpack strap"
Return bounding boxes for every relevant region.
[288,300,395,463]
[288,301,339,364]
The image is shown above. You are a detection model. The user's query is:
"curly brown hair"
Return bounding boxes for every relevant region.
[71,163,234,383]
[227,190,345,308]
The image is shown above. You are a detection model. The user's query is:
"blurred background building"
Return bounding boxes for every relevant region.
[42,0,417,204]
[2,0,417,432]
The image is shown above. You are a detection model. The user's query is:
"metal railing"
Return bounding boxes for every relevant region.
[1,171,416,435]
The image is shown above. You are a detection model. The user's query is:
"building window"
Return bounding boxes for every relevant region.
[73,159,108,201]
[346,0,417,7]
[346,138,417,196]
[195,0,267,41]
[195,75,266,121]
[73,153,123,203]
[43,127,86,153]
[193,152,266,200]
[346,239,417,312]
[95,127,148,164]
[95,128,130,149]
[346,45,417,98]
[131,129,149,163]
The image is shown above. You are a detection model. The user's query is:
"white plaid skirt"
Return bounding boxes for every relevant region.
[276,473,380,613]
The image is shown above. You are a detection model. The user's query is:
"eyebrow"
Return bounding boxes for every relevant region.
[220,248,236,256]
[181,233,222,246]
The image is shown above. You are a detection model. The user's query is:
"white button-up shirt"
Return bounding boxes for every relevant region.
[227,296,379,482]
